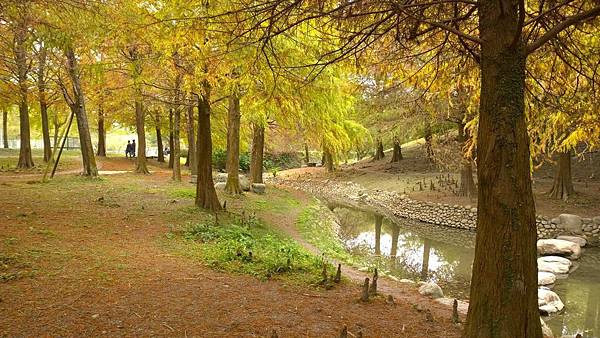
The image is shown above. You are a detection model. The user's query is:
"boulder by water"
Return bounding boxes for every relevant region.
[418,282,444,299]
[538,271,556,286]
[538,256,572,274]
[251,183,266,194]
[556,235,587,247]
[538,288,564,315]
[214,182,226,190]
[537,239,581,259]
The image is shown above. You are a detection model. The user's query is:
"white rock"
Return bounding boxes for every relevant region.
[213,172,228,183]
[538,288,564,314]
[538,271,556,286]
[239,176,250,191]
[418,282,444,299]
[537,239,581,259]
[399,278,415,284]
[214,182,226,190]
[556,235,586,247]
[538,256,572,274]
[558,214,583,234]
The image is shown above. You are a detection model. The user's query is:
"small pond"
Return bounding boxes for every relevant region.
[330,203,600,337]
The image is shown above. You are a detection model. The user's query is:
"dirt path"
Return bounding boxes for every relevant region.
[1,157,461,337]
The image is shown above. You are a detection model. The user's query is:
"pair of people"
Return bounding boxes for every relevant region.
[125,140,136,158]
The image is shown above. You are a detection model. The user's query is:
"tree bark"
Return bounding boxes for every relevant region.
[168,109,174,169]
[186,103,196,172]
[457,122,476,198]
[172,108,181,181]
[420,239,431,280]
[249,123,265,184]
[195,79,221,211]
[424,122,434,162]
[37,45,52,162]
[324,147,334,172]
[374,214,382,255]
[390,137,403,162]
[373,139,385,160]
[390,225,399,258]
[15,20,34,168]
[134,94,149,174]
[464,3,541,336]
[549,151,574,201]
[225,92,242,194]
[97,105,106,156]
[2,110,8,148]
[304,142,310,163]
[155,112,164,163]
[65,48,98,177]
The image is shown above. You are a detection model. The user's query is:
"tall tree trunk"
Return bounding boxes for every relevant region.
[172,108,181,181]
[225,92,242,194]
[390,137,403,162]
[457,122,476,198]
[65,48,98,177]
[324,147,334,172]
[249,123,265,184]
[304,142,310,163]
[424,122,434,162]
[464,4,541,336]
[549,151,574,201]
[134,94,149,174]
[97,105,106,156]
[187,103,196,173]
[37,45,52,162]
[374,214,382,256]
[15,21,34,168]
[195,79,221,211]
[155,112,164,163]
[168,109,174,169]
[2,110,8,148]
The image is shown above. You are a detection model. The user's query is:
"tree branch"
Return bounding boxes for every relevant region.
[526,6,600,54]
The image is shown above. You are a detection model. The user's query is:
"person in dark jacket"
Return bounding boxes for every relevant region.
[125,140,132,158]
[131,140,136,157]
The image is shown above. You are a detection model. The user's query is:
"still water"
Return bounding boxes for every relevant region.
[331,204,600,337]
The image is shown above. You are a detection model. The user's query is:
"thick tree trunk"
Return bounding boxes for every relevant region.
[225,93,242,194]
[37,46,52,162]
[97,106,106,157]
[155,113,164,163]
[168,109,174,169]
[549,151,574,201]
[457,123,476,198]
[424,123,434,162]
[65,48,98,177]
[195,79,221,211]
[390,137,403,162]
[15,22,34,168]
[2,110,8,148]
[464,4,541,336]
[172,108,181,181]
[186,103,196,171]
[249,123,265,184]
[134,96,149,174]
[374,214,382,256]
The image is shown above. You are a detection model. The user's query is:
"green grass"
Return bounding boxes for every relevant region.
[167,215,327,284]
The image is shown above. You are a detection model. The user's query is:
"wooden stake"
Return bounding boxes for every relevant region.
[334,264,341,283]
[452,299,459,323]
[369,268,378,296]
[360,278,370,302]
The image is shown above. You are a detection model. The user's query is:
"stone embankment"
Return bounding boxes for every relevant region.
[273,176,600,246]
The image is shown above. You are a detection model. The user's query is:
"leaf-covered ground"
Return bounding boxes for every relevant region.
[0,157,461,337]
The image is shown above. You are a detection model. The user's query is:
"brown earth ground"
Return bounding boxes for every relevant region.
[0,156,461,337]
[282,141,600,218]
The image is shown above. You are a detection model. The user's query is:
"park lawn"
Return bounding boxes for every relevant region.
[0,159,461,337]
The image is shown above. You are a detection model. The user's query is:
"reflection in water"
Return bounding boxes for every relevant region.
[333,204,600,338]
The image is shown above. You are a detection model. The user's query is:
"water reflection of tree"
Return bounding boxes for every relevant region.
[375,214,382,255]
[584,285,599,336]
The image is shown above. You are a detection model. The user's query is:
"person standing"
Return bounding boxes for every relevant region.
[131,139,136,157]
[125,140,132,158]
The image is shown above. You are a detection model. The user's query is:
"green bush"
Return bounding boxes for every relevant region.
[177,218,325,281]
[212,149,250,172]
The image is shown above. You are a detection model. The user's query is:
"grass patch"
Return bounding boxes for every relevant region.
[168,187,196,199]
[168,215,327,284]
[0,253,34,282]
